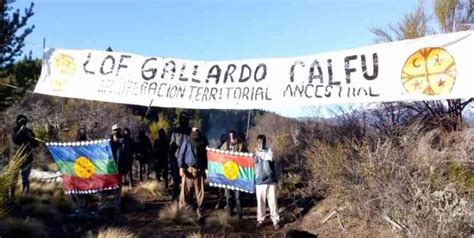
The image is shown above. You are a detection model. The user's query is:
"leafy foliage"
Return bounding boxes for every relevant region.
[0,0,35,68]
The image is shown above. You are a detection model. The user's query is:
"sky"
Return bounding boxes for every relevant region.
[13,0,419,117]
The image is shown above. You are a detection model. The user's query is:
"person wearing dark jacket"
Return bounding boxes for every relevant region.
[99,124,130,213]
[222,130,247,221]
[169,111,192,200]
[121,127,134,187]
[135,127,153,181]
[153,129,169,188]
[178,127,208,220]
[214,133,228,209]
[11,114,38,196]
[76,127,88,141]
[254,134,282,230]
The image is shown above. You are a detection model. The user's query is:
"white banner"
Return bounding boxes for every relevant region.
[34,31,474,110]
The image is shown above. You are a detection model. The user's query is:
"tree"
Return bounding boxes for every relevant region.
[371,0,473,131]
[0,0,35,69]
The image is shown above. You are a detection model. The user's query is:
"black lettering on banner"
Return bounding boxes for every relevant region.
[361,53,378,80]
[179,63,188,82]
[192,65,200,83]
[255,87,264,100]
[265,87,272,100]
[315,85,324,98]
[294,84,304,97]
[148,82,157,95]
[289,61,304,82]
[140,82,148,95]
[219,88,223,100]
[283,84,293,97]
[369,87,380,97]
[117,55,131,76]
[100,55,115,75]
[202,87,210,101]
[141,58,157,80]
[210,87,218,101]
[325,85,332,97]
[239,65,252,83]
[242,87,250,100]
[357,87,368,96]
[224,64,237,83]
[309,59,323,84]
[158,83,166,97]
[83,52,95,75]
[304,84,314,98]
[254,64,267,82]
[195,87,204,101]
[225,87,233,99]
[344,55,357,84]
[234,87,242,99]
[327,59,339,85]
[161,60,176,80]
[188,85,197,100]
[207,65,221,84]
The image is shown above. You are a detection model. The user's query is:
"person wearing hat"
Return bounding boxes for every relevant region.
[177,127,208,220]
[169,111,192,200]
[99,124,131,213]
[11,114,39,196]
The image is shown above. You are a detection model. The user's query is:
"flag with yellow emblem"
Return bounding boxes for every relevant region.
[206,147,255,193]
[46,139,120,194]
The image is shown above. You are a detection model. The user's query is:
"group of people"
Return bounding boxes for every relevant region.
[10,112,282,229]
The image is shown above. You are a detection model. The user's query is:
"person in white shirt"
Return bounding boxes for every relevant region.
[254,134,282,230]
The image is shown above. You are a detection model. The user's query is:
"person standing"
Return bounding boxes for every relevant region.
[11,114,38,196]
[72,127,89,215]
[76,127,88,141]
[177,127,208,220]
[169,112,192,200]
[99,124,131,214]
[222,130,247,221]
[254,134,282,230]
[122,127,135,187]
[153,128,169,189]
[214,133,228,209]
[135,126,153,181]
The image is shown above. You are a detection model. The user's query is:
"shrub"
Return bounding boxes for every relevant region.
[305,124,473,236]
[97,227,137,238]
[0,144,28,218]
[158,202,195,225]
[133,180,163,202]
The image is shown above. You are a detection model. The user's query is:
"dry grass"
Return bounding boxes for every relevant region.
[305,125,473,236]
[0,218,48,238]
[205,211,237,230]
[97,226,137,238]
[158,202,195,225]
[0,144,28,218]
[186,231,203,238]
[133,180,164,202]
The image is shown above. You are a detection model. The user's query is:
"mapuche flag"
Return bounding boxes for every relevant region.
[207,147,255,193]
[46,139,120,194]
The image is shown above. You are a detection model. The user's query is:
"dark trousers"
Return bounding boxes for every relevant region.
[170,159,180,200]
[155,162,169,189]
[225,189,242,218]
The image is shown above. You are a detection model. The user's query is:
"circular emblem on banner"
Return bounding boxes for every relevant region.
[401,47,456,95]
[50,53,77,91]
[223,160,239,181]
[73,156,96,179]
